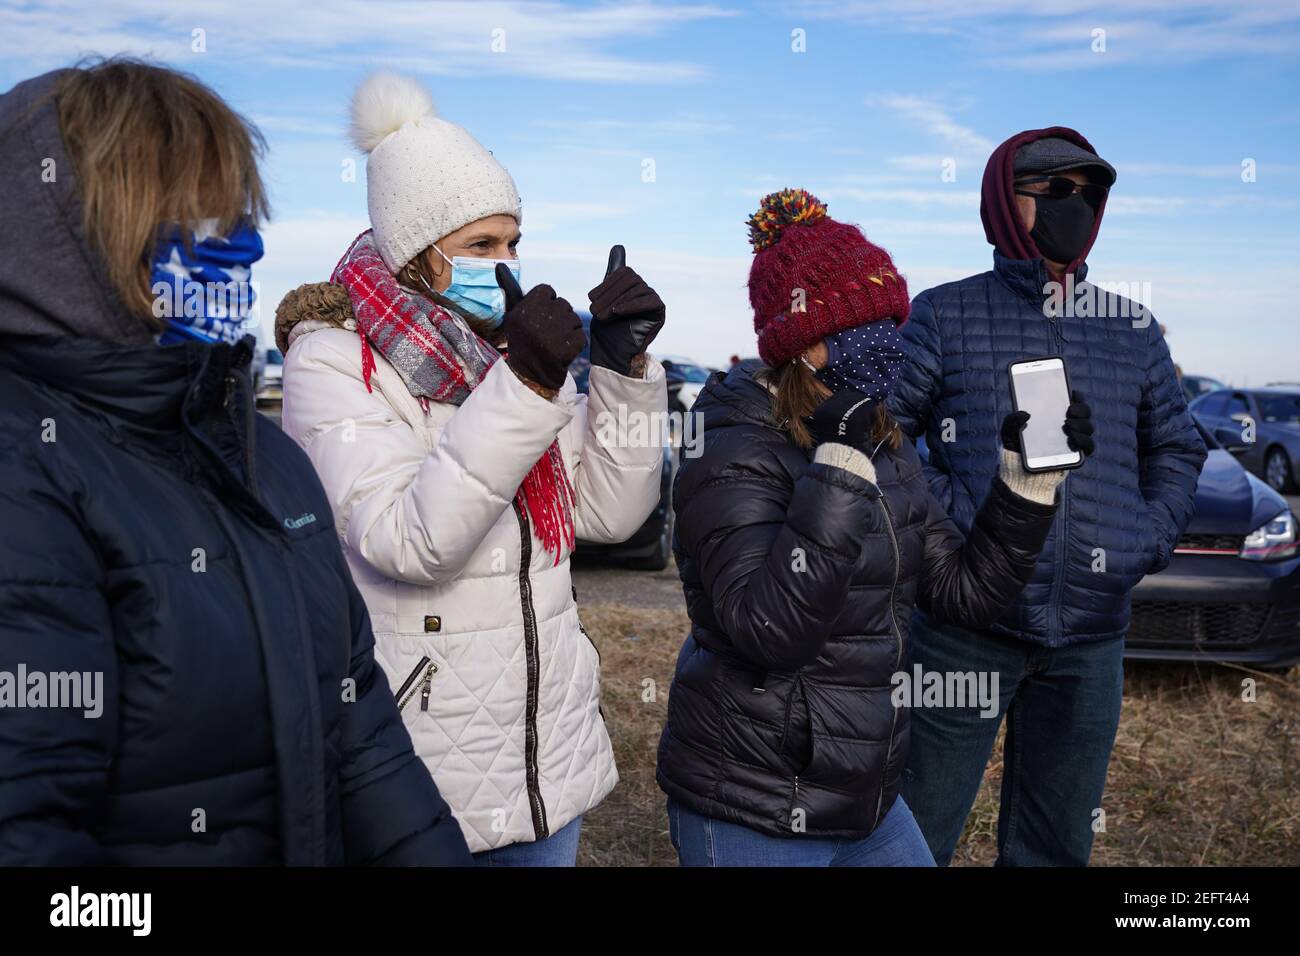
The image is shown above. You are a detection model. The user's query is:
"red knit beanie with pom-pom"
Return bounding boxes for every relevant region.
[747,188,910,367]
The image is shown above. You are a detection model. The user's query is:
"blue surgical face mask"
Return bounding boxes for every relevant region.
[151,219,264,346]
[814,320,905,401]
[425,244,520,329]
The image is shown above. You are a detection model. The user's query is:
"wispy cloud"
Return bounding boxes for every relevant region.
[1119,160,1300,179]
[790,0,1300,67]
[521,200,631,232]
[868,94,994,156]
[0,0,734,83]
[532,114,734,138]
[827,186,981,207]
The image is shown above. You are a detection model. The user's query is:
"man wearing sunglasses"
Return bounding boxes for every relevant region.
[889,127,1206,866]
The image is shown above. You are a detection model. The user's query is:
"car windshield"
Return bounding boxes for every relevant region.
[1190,377,1224,395]
[266,350,284,366]
[675,364,710,383]
[1259,394,1300,423]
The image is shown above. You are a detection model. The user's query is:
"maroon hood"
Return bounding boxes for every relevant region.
[980,126,1108,276]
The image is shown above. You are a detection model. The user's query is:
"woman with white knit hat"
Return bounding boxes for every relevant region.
[279,73,668,865]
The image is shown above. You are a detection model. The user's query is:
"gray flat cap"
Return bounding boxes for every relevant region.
[1014,136,1116,186]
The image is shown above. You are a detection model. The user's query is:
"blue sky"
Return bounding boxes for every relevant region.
[2,0,1298,383]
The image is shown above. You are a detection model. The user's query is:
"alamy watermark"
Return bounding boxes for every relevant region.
[1043,273,1153,328]
[50,886,151,936]
[891,665,1000,718]
[595,405,706,458]
[0,665,103,718]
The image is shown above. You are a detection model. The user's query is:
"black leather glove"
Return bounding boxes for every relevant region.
[496,264,586,392]
[1064,390,1095,456]
[586,245,665,376]
[807,389,877,449]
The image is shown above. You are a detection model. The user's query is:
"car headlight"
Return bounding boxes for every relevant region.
[1240,511,1298,561]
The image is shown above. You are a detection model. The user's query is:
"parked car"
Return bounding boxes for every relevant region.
[569,313,676,571]
[658,355,712,416]
[256,347,284,405]
[1180,373,1226,404]
[1190,386,1300,493]
[1127,419,1300,668]
[916,423,1300,668]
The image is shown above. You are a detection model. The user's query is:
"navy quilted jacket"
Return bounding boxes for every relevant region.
[889,252,1206,646]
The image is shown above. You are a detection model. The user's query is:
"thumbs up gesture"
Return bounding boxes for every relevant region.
[496,264,586,394]
[586,245,665,377]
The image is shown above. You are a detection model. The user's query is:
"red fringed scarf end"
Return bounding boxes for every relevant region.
[358,332,377,393]
[516,443,576,566]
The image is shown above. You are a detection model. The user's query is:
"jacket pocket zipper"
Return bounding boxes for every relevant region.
[777,672,801,760]
[395,656,438,713]
[872,495,904,832]
[578,619,601,663]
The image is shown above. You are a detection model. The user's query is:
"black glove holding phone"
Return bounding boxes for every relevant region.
[1000,391,1095,458]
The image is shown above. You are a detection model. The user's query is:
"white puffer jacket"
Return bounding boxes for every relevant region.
[281,317,665,852]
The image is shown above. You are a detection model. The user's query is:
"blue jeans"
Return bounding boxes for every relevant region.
[472,815,583,867]
[667,796,935,867]
[901,612,1124,866]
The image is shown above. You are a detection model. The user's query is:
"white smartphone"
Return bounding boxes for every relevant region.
[1008,356,1083,472]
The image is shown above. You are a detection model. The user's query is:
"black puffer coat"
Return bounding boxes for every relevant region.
[656,368,1058,839]
[0,70,470,866]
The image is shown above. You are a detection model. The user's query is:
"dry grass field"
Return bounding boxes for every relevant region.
[575,602,1300,867]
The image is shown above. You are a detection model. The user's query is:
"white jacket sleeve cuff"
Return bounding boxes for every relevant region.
[571,358,667,543]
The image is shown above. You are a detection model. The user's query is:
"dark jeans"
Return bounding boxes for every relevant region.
[902,612,1124,866]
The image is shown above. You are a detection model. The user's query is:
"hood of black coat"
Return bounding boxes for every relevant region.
[0,70,153,345]
[692,364,783,434]
[0,333,255,434]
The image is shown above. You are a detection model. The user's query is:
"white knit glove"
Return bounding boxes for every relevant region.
[997,448,1066,505]
[814,442,878,484]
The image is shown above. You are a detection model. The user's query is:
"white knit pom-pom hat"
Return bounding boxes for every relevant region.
[349,72,522,273]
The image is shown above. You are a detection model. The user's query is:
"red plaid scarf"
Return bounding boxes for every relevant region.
[331,231,575,563]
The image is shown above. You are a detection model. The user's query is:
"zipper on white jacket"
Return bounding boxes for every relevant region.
[395,656,438,713]
[513,500,550,841]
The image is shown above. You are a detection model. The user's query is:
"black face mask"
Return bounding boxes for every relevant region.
[1027,193,1095,264]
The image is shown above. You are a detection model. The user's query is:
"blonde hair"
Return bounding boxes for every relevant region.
[55,57,269,326]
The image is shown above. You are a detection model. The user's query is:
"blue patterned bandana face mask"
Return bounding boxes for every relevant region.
[428,244,520,330]
[151,220,264,345]
[814,320,906,401]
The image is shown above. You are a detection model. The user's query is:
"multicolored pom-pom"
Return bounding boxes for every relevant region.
[747,188,828,252]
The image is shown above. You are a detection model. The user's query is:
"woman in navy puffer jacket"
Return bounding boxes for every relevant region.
[0,62,470,866]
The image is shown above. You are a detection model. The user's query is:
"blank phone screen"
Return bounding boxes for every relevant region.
[1011,362,1078,466]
